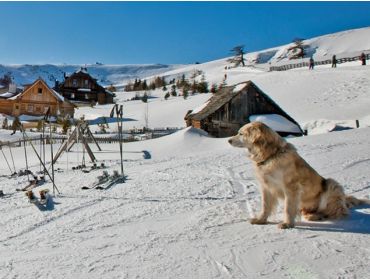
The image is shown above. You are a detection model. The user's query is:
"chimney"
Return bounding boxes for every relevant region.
[9,83,16,94]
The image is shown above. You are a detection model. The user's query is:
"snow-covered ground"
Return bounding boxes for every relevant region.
[1,26,370,278]
[0,126,369,278]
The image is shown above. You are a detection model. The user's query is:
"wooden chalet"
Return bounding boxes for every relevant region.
[185,81,303,138]
[0,79,75,118]
[55,67,114,105]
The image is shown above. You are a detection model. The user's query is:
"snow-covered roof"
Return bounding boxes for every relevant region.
[78,88,92,92]
[51,88,65,102]
[8,92,22,100]
[0,92,16,98]
[249,114,302,134]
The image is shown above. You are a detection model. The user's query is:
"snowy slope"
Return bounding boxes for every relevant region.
[73,62,370,135]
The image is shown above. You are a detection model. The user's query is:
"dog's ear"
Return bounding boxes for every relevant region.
[248,123,285,163]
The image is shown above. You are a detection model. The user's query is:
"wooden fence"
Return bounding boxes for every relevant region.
[269,53,370,72]
[0,127,182,148]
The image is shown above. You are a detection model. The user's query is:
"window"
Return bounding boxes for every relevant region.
[85,94,89,100]
[38,88,43,94]
[84,80,89,87]
[36,106,41,112]
[15,105,19,110]
[72,79,78,87]
[71,93,75,99]
[27,104,34,113]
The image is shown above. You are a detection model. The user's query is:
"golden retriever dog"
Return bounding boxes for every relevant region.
[228,121,369,229]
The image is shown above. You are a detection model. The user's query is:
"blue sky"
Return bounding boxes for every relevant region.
[1,1,370,65]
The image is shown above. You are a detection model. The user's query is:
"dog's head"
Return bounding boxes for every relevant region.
[228,122,288,163]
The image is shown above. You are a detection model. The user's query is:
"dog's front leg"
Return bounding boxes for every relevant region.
[250,188,277,225]
[279,189,298,229]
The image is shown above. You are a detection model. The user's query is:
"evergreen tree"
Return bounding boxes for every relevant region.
[170,85,177,97]
[164,92,170,100]
[142,80,148,90]
[142,92,148,103]
[183,88,189,100]
[227,45,246,67]
[197,74,209,93]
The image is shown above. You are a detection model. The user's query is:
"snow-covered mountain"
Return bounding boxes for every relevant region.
[0,63,183,87]
[2,27,369,89]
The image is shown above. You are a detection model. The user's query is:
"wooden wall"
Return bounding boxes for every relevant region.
[0,99,14,115]
[202,86,293,137]
[5,80,75,117]
[64,73,98,90]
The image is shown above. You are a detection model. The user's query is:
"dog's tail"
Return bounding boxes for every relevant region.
[345,195,370,208]
[320,178,370,214]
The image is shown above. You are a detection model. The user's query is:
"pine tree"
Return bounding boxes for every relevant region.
[183,88,189,99]
[171,85,177,97]
[164,92,170,100]
[142,80,148,90]
[227,45,246,67]
[142,92,148,103]
[197,74,209,93]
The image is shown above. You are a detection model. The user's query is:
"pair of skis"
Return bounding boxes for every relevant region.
[26,189,50,205]
[81,163,106,174]
[16,175,46,192]
[82,170,125,190]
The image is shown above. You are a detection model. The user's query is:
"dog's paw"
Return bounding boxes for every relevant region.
[303,212,324,221]
[278,222,295,229]
[250,218,267,225]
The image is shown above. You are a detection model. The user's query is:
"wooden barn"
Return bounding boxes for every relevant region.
[185,81,303,137]
[8,79,75,118]
[55,67,114,105]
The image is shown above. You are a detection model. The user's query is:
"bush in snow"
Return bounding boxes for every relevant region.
[210,83,218,94]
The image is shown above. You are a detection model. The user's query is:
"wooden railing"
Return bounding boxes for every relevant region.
[269,53,370,72]
[0,127,182,148]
